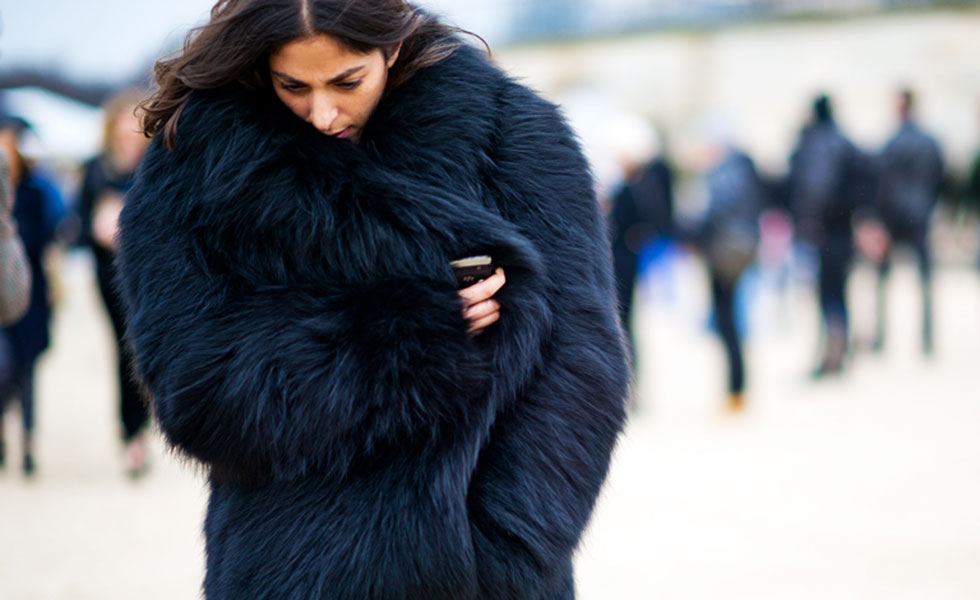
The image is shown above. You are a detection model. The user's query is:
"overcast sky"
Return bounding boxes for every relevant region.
[0,1,484,83]
[1,1,215,81]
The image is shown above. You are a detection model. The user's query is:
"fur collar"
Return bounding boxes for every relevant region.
[173,42,503,188]
[136,41,543,293]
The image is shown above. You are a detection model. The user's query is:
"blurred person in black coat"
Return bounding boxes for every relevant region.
[788,95,871,377]
[872,89,944,355]
[607,123,674,371]
[75,89,151,477]
[0,116,66,476]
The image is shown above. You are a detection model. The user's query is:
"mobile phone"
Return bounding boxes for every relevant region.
[450,255,494,289]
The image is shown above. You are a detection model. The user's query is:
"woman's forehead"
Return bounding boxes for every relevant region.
[270,34,380,77]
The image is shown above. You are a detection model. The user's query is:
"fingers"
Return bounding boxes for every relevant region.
[464,298,501,336]
[457,267,505,335]
[458,268,506,308]
[467,309,501,337]
[464,298,500,322]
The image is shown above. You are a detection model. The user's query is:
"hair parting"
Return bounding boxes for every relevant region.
[139,0,487,149]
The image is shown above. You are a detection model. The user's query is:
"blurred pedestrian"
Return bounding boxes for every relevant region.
[0,153,31,325]
[75,89,150,477]
[677,114,765,411]
[607,119,674,370]
[967,120,980,269]
[0,115,66,476]
[689,130,764,410]
[788,95,869,377]
[0,152,32,472]
[968,143,980,217]
[116,1,628,598]
[872,89,944,355]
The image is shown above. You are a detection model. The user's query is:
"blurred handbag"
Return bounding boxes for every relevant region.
[706,227,756,284]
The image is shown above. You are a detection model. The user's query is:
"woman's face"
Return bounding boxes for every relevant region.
[269,34,399,142]
[110,108,149,173]
[0,129,22,184]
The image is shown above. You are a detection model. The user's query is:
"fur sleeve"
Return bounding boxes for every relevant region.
[116,143,503,486]
[120,244,486,484]
[468,81,631,597]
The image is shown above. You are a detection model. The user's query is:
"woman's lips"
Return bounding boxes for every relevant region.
[332,127,353,139]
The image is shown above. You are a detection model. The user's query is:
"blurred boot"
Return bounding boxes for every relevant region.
[873,284,886,353]
[124,433,149,479]
[922,280,933,356]
[22,434,34,477]
[814,323,847,378]
[873,260,888,353]
[726,393,746,413]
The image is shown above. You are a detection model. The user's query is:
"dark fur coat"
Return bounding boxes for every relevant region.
[117,42,629,600]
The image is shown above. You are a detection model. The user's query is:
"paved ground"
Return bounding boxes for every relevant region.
[1,249,978,599]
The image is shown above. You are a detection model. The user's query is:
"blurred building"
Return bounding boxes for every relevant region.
[464,0,980,182]
[435,0,980,44]
[3,0,980,174]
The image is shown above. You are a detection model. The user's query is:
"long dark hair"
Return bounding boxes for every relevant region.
[142,0,481,149]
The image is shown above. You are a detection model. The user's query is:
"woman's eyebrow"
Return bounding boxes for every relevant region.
[270,66,365,86]
[271,71,304,85]
[325,66,365,84]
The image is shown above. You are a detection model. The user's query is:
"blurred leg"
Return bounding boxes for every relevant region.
[873,250,892,353]
[711,272,744,396]
[817,243,850,375]
[96,257,149,443]
[119,350,147,441]
[612,243,639,371]
[97,257,149,476]
[0,332,15,467]
[18,361,35,475]
[0,393,6,468]
[912,229,933,355]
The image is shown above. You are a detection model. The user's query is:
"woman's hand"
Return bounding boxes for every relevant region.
[93,191,124,250]
[458,268,505,336]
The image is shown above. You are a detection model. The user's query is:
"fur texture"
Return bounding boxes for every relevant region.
[117,42,629,600]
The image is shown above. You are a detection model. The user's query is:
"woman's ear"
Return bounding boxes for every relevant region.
[385,43,402,68]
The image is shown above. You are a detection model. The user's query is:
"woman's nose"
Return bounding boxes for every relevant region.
[309,93,339,133]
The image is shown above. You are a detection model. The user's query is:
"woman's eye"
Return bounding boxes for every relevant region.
[337,80,362,90]
[279,83,305,93]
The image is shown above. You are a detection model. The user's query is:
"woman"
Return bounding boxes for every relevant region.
[76,89,151,476]
[118,1,629,598]
[0,116,66,476]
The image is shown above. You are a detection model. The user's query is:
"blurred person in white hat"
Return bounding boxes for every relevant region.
[606,114,674,376]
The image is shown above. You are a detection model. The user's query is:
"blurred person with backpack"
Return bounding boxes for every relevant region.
[701,149,764,410]
[685,120,764,410]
